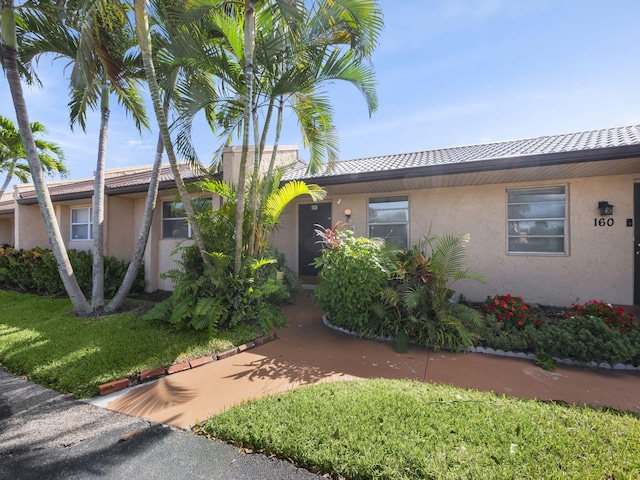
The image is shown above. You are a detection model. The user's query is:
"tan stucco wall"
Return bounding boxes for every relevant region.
[105,196,135,260]
[15,203,50,250]
[146,193,221,292]
[222,145,300,186]
[0,217,14,246]
[271,173,638,306]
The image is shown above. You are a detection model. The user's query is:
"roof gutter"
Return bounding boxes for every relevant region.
[300,144,640,187]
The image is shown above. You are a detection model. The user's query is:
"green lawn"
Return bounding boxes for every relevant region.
[0,290,257,398]
[201,379,640,479]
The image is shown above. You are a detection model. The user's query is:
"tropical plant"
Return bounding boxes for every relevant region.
[2,0,92,315]
[133,0,210,271]
[145,172,319,332]
[369,234,486,352]
[312,224,397,332]
[19,3,150,309]
[169,0,382,272]
[0,116,68,198]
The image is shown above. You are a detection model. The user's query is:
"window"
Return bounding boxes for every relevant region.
[162,199,212,239]
[71,207,93,240]
[507,186,566,254]
[368,195,409,249]
[162,201,190,239]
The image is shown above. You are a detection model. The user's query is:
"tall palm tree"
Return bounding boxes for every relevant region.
[171,0,382,260]
[20,3,149,309]
[1,0,91,315]
[0,115,68,198]
[133,0,211,270]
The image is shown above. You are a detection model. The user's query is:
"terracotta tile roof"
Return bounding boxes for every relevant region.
[16,163,203,204]
[284,125,640,181]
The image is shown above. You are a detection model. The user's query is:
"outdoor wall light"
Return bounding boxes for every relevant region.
[344,208,352,221]
[598,201,614,216]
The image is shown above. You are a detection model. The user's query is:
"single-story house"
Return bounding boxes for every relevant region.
[1,127,639,307]
[0,146,300,292]
[271,125,640,307]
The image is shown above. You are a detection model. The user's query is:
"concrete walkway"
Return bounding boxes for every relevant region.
[103,293,640,430]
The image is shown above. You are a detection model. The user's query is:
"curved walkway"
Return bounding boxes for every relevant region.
[100,293,640,429]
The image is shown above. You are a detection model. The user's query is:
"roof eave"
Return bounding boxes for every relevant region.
[305,144,640,186]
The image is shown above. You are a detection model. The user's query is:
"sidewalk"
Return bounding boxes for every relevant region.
[101,293,640,430]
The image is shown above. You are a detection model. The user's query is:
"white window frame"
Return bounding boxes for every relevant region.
[162,201,191,239]
[507,185,568,255]
[70,207,93,241]
[368,195,409,249]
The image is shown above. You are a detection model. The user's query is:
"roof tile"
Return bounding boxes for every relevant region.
[285,125,640,180]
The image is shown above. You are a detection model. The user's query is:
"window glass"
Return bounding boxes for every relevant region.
[162,201,188,239]
[368,195,409,249]
[507,186,566,254]
[162,199,211,239]
[71,207,93,240]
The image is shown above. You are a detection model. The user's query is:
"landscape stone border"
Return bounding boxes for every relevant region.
[322,316,640,371]
[97,330,277,396]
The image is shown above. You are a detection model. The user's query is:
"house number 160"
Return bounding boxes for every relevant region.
[594,218,614,227]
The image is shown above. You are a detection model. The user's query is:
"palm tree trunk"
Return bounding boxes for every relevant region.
[0,158,16,198]
[246,97,262,256]
[1,0,91,315]
[234,0,256,274]
[91,83,109,309]
[256,96,284,254]
[134,0,210,268]
[105,94,169,313]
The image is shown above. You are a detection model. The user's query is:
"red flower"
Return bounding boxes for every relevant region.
[517,321,524,327]
[535,318,541,324]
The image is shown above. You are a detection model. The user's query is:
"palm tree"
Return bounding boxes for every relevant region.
[133,0,211,270]
[170,0,382,266]
[0,116,68,199]
[20,3,150,309]
[1,0,91,315]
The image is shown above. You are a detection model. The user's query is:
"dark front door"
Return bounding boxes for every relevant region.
[298,203,331,276]
[635,183,640,305]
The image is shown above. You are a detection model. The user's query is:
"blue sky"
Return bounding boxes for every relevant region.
[2,0,640,182]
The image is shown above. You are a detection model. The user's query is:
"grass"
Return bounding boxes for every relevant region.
[201,379,640,479]
[0,290,257,398]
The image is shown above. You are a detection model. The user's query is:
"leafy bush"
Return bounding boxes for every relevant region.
[568,300,636,333]
[369,235,485,352]
[313,228,485,352]
[143,198,291,333]
[0,246,143,297]
[312,225,396,332]
[477,294,640,367]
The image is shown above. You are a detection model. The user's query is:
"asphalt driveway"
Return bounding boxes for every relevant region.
[0,367,319,480]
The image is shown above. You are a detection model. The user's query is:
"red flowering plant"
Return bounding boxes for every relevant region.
[566,300,636,333]
[475,293,546,353]
[481,293,543,329]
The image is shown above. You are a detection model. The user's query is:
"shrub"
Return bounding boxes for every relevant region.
[477,295,640,367]
[567,300,636,333]
[368,235,485,352]
[312,225,396,332]
[0,247,143,297]
[143,197,292,333]
[313,229,485,352]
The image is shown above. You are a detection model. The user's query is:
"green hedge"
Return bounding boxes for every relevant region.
[0,246,144,297]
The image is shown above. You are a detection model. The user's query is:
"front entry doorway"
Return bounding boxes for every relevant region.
[298,203,332,276]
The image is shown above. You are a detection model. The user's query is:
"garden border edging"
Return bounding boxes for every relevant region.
[322,315,640,372]
[97,330,277,396]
